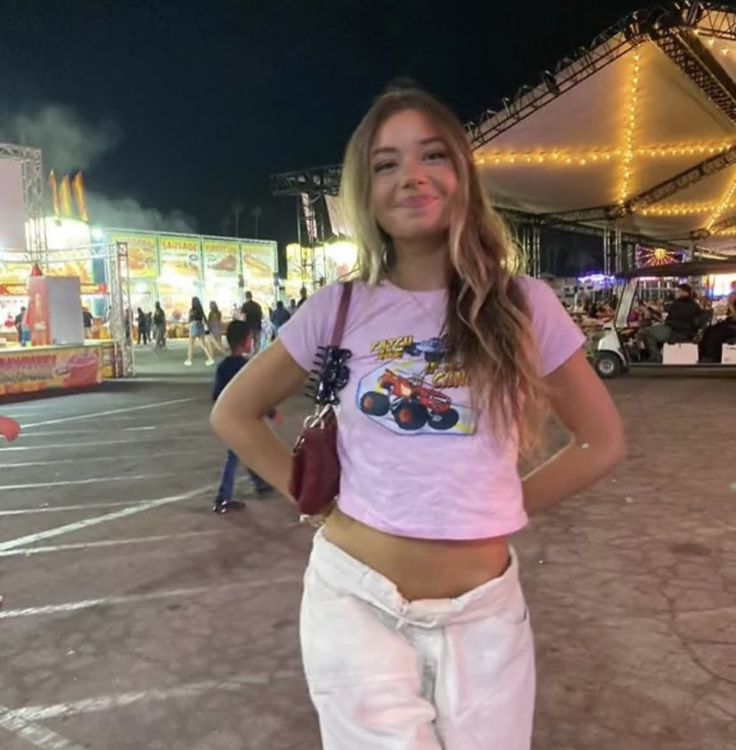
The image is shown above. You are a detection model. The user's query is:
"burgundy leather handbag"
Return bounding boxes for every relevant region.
[289,282,353,518]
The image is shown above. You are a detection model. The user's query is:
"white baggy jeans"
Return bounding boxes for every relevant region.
[300,528,536,749]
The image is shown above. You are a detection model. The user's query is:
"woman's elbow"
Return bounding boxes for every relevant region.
[602,429,628,471]
[612,436,628,467]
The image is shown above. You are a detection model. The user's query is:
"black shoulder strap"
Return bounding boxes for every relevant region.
[329,281,353,347]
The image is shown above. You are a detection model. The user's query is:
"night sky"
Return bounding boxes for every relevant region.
[1,0,644,259]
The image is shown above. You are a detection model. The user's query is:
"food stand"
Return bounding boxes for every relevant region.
[0,268,115,397]
[103,230,278,337]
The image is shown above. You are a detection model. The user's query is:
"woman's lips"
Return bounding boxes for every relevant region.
[398,195,437,209]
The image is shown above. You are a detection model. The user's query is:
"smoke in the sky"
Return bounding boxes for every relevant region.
[86,191,196,233]
[0,104,120,173]
[0,104,196,232]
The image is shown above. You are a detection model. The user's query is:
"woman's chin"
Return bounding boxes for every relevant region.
[392,222,449,243]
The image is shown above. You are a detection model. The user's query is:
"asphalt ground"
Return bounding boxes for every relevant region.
[0,340,734,749]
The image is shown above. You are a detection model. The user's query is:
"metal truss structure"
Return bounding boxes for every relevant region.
[548,144,736,223]
[270,165,342,197]
[0,142,47,264]
[108,241,134,377]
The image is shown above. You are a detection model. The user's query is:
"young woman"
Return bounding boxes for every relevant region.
[185,296,214,367]
[207,300,227,356]
[211,87,626,749]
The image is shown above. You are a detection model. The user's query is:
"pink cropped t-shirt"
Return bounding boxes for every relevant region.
[279,277,585,540]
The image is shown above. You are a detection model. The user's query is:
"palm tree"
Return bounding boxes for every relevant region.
[230,199,244,237]
[250,206,262,238]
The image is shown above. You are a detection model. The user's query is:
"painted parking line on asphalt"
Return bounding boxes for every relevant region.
[20,397,196,429]
[0,706,85,750]
[4,668,303,723]
[0,435,202,452]
[3,425,157,438]
[0,530,229,557]
[0,499,176,516]
[0,575,300,619]
[0,485,214,552]
[0,473,178,491]
[0,448,220,469]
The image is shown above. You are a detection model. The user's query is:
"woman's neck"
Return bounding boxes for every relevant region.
[388,237,449,292]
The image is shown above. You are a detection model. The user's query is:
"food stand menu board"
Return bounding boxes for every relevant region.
[46,249,93,284]
[284,243,310,300]
[108,232,159,279]
[203,239,240,278]
[241,241,276,307]
[0,250,32,286]
[158,235,201,280]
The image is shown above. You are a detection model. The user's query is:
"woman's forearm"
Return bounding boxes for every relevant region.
[212,414,294,501]
[522,438,626,517]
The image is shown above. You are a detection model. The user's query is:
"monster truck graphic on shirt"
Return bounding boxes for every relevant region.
[357,335,476,436]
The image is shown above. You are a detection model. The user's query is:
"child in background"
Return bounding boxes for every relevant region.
[0,416,20,442]
[212,321,277,513]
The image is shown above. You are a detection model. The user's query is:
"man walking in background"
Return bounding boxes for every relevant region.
[240,291,263,353]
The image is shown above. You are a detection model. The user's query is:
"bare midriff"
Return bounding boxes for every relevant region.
[323,506,511,601]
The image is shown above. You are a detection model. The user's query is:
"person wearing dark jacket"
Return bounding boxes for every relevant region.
[269,300,291,338]
[211,320,277,513]
[240,291,263,353]
[643,284,702,362]
[136,308,149,346]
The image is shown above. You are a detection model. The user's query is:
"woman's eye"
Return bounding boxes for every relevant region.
[373,161,396,173]
[424,151,448,162]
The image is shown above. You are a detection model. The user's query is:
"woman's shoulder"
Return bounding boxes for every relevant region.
[512,275,564,313]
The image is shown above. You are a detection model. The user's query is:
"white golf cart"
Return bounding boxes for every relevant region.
[594,260,736,379]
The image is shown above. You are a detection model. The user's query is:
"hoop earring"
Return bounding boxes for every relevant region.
[382,241,395,270]
[381,242,389,269]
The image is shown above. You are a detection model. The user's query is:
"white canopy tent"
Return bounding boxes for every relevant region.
[471,2,736,261]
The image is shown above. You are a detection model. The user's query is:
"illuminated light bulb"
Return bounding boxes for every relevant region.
[722,48,729,55]
[565,157,572,164]
[579,159,587,165]
[708,38,716,47]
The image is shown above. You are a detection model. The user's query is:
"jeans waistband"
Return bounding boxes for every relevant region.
[308,527,521,628]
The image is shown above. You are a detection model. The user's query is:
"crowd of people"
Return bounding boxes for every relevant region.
[126,286,311,368]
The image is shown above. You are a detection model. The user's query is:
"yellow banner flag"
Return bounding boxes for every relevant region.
[72,172,89,222]
[48,170,60,217]
[59,175,73,217]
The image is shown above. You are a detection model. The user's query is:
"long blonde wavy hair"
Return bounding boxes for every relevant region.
[340,86,548,453]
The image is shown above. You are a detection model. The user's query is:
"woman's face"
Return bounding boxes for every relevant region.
[370,109,458,244]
